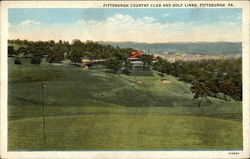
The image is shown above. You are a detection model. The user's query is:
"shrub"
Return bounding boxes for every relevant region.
[31,56,42,64]
[14,58,22,64]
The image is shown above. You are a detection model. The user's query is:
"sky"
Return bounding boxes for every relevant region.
[8,8,242,43]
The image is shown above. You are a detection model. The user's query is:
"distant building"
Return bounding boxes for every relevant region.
[127,50,143,66]
[127,50,157,66]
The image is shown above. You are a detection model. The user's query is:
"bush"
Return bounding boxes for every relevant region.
[14,58,22,64]
[31,56,42,64]
[122,61,132,75]
[106,58,122,74]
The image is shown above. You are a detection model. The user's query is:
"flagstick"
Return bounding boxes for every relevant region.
[42,83,46,139]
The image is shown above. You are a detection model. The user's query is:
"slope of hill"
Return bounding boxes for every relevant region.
[8,58,242,150]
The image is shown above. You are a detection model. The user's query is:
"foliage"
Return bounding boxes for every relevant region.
[14,58,22,64]
[31,56,42,64]
[8,39,133,65]
[220,79,237,101]
[8,45,15,57]
[106,58,122,73]
[139,54,153,68]
[47,43,65,63]
[153,57,173,76]
[205,78,220,98]
[153,58,242,101]
[122,60,132,74]
[191,81,209,107]
[15,46,27,58]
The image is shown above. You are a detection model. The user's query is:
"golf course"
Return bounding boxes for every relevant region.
[8,57,242,150]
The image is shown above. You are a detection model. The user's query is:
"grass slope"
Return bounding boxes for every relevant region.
[8,58,242,150]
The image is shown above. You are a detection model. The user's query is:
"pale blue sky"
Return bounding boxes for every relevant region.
[8,8,242,42]
[9,8,242,24]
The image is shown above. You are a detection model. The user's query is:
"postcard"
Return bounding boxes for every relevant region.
[0,0,249,158]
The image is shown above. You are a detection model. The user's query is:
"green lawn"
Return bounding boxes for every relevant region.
[9,114,242,150]
[8,57,243,150]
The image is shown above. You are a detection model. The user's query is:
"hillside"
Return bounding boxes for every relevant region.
[8,57,242,150]
[8,58,242,120]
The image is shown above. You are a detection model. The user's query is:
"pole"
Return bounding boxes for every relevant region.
[42,83,46,139]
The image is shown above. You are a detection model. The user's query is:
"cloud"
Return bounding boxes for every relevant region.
[9,13,242,43]
[141,16,155,23]
[19,20,41,25]
[163,13,171,17]
[106,13,135,24]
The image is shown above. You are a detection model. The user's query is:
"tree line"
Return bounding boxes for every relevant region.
[8,39,134,71]
[153,56,242,104]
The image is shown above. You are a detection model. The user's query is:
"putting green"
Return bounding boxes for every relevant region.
[8,114,242,150]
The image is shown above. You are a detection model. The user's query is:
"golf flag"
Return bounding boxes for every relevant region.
[41,82,48,88]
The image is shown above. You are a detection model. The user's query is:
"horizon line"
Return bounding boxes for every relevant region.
[8,39,242,44]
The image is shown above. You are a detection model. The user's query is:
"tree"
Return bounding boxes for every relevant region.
[171,60,183,77]
[47,44,65,63]
[106,58,122,74]
[68,52,82,64]
[191,81,209,107]
[120,48,133,60]
[123,60,132,74]
[31,55,42,64]
[153,58,167,76]
[220,79,237,101]
[48,40,56,49]
[139,54,153,69]
[68,40,84,64]
[8,45,15,57]
[27,43,44,64]
[205,78,220,98]
[17,46,26,57]
[12,46,27,64]
[153,57,173,76]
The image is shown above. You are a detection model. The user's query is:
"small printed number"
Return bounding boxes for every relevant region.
[228,152,239,155]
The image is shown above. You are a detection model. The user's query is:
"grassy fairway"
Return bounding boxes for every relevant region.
[9,114,242,150]
[8,58,242,150]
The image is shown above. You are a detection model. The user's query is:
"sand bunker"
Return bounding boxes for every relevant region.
[129,79,143,84]
[161,80,172,84]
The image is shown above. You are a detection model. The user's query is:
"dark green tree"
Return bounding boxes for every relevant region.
[31,55,42,64]
[123,60,132,74]
[17,46,26,56]
[106,58,122,74]
[220,79,237,101]
[47,43,65,63]
[191,81,209,107]
[153,57,173,76]
[205,78,220,98]
[139,54,153,69]
[68,40,84,64]
[153,57,167,76]
[8,45,15,57]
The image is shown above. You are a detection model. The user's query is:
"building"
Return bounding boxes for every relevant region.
[127,50,157,66]
[127,50,144,66]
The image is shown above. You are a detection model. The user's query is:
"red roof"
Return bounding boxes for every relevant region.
[129,50,143,58]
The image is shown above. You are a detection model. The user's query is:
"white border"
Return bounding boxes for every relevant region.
[1,1,249,159]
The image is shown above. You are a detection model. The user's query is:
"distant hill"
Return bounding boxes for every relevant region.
[98,42,242,56]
